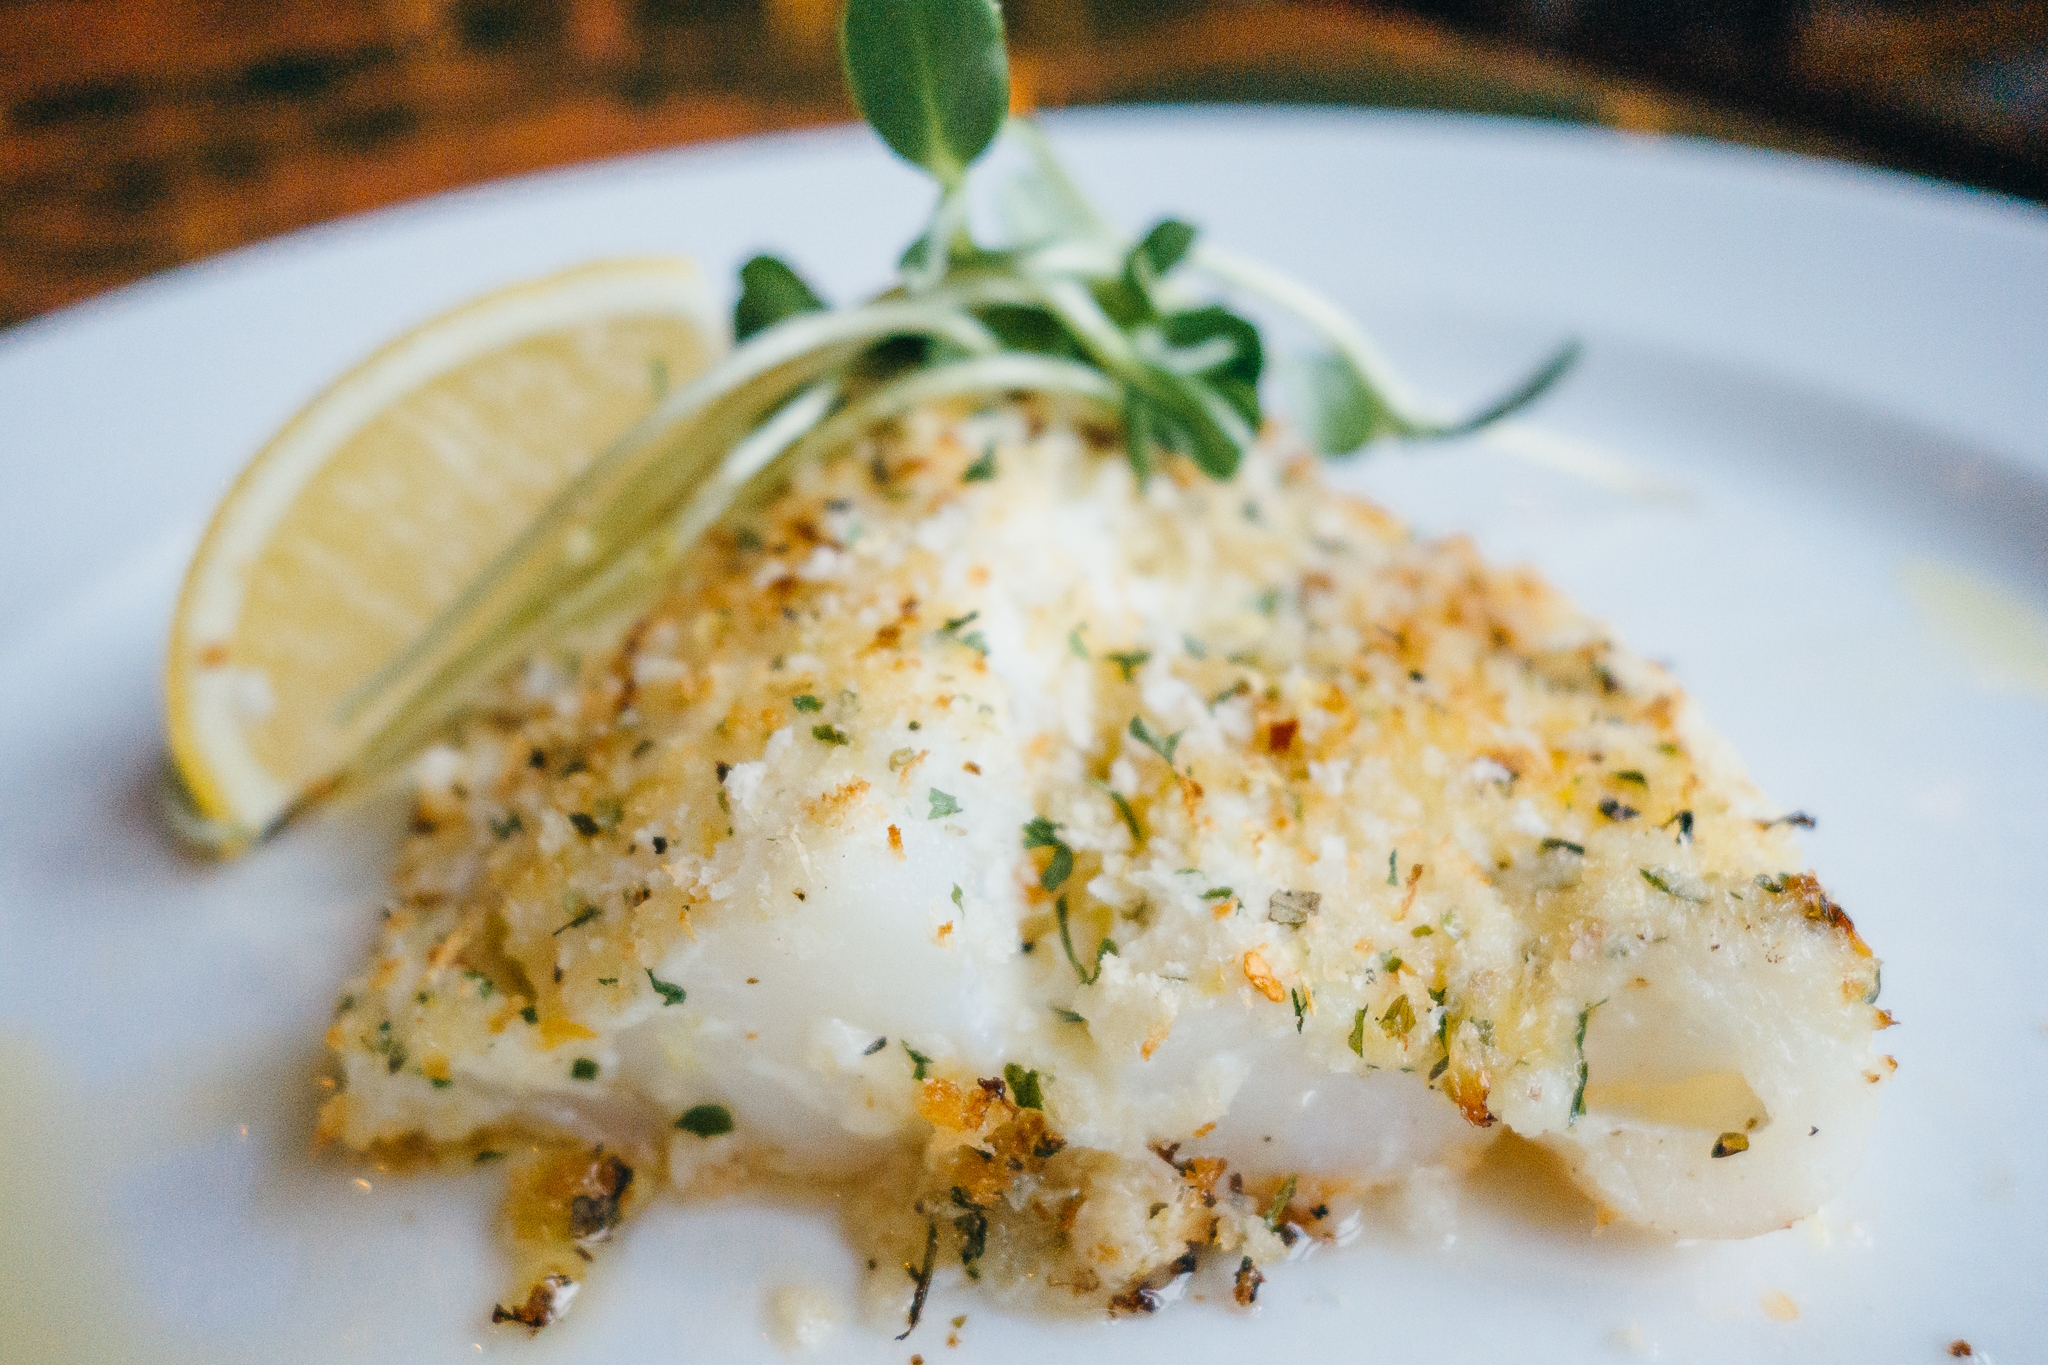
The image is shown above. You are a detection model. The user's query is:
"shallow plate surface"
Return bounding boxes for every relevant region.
[2,109,2045,1363]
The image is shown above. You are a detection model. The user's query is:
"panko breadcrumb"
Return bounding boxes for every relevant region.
[320,398,1886,1331]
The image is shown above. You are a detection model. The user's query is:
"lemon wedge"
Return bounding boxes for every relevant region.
[165,258,725,853]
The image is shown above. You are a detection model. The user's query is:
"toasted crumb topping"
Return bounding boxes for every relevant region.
[320,398,1886,1328]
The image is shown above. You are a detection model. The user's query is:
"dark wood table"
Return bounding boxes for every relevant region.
[3,0,2038,331]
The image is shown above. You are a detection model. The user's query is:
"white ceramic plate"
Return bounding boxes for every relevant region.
[2,110,2045,1364]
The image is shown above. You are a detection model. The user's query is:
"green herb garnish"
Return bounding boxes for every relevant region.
[1264,1174,1298,1229]
[812,724,851,746]
[289,0,1576,841]
[928,787,962,818]
[646,968,686,1006]
[1095,780,1142,844]
[793,693,823,712]
[1105,650,1150,681]
[571,1057,599,1080]
[677,1103,734,1137]
[1129,715,1181,766]
[962,445,997,482]
[904,1042,933,1079]
[1055,896,1112,985]
[1569,1000,1604,1125]
[553,904,600,935]
[1024,816,1074,892]
[1003,1062,1045,1110]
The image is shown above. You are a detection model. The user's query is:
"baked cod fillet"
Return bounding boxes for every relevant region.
[320,400,1887,1328]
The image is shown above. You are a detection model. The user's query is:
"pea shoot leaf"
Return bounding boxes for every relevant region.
[1131,218,1199,280]
[840,0,1010,190]
[734,255,826,342]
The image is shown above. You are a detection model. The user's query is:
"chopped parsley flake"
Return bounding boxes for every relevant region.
[812,724,851,745]
[1208,679,1249,709]
[903,1043,933,1079]
[1569,1002,1604,1125]
[1348,1008,1368,1056]
[1539,837,1586,855]
[1052,1007,1087,1024]
[1387,851,1399,886]
[1055,896,1112,985]
[1613,769,1647,786]
[936,610,989,654]
[646,969,686,1006]
[568,812,602,836]
[1022,816,1075,891]
[1003,1063,1044,1110]
[928,788,962,818]
[1105,649,1150,681]
[489,811,523,839]
[520,1006,538,1025]
[961,446,997,482]
[553,904,600,935]
[1068,627,1089,658]
[951,884,964,911]
[1097,782,1142,844]
[1381,994,1416,1039]
[571,1058,599,1080]
[1128,715,1182,766]
[676,1103,734,1137]
[793,694,823,712]
[1264,1174,1297,1229]
[1200,886,1235,901]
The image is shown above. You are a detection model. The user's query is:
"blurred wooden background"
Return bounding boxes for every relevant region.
[1,0,2043,330]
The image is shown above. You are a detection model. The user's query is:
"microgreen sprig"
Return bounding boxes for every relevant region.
[324,0,1576,813]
